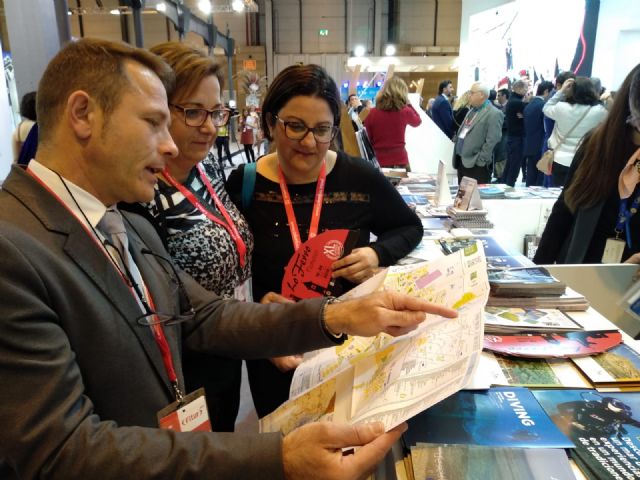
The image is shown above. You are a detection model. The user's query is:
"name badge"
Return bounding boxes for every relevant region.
[458,125,470,139]
[157,388,211,433]
[602,238,626,264]
[234,277,253,302]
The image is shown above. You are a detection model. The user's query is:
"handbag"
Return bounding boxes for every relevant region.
[536,149,555,174]
[536,106,592,174]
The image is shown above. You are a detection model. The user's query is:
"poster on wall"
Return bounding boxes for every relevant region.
[466,0,592,91]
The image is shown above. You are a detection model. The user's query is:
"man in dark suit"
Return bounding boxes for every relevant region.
[431,80,455,139]
[0,38,456,480]
[523,81,554,186]
[501,80,528,186]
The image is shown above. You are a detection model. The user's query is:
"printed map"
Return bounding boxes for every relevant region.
[259,242,489,434]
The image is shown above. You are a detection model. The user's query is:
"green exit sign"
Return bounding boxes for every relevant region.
[319,29,329,36]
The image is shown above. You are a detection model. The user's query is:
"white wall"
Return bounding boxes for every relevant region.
[592,0,640,90]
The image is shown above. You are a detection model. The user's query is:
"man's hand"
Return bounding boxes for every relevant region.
[283,422,406,480]
[260,292,294,305]
[331,247,380,283]
[324,291,458,338]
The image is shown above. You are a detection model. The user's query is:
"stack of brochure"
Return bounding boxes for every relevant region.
[488,267,566,297]
[486,286,590,311]
[445,206,494,229]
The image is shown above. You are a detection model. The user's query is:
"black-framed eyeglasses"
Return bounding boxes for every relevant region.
[108,243,196,327]
[274,115,338,144]
[135,248,196,326]
[170,104,230,127]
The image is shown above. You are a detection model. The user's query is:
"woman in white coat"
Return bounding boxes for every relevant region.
[543,77,608,186]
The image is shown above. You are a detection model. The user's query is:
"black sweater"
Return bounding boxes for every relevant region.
[226,152,423,300]
[505,93,526,137]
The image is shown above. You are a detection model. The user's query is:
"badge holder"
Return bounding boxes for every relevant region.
[602,236,626,264]
[157,387,212,433]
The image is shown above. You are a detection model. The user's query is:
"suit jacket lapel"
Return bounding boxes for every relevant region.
[466,107,489,134]
[126,219,184,382]
[3,166,177,396]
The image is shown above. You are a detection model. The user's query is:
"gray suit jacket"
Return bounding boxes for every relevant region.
[454,105,504,169]
[0,166,337,479]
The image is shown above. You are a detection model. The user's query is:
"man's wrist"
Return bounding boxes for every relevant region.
[321,297,347,342]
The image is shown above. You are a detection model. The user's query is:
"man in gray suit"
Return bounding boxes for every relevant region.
[0,39,456,480]
[453,82,504,184]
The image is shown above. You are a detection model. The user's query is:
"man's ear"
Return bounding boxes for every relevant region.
[67,91,96,140]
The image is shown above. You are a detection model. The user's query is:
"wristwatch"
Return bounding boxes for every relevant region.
[321,297,347,342]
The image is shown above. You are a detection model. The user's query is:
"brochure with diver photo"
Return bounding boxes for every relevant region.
[404,387,573,449]
[533,389,640,480]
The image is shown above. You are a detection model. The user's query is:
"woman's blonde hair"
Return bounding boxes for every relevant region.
[376,76,409,111]
[453,90,471,110]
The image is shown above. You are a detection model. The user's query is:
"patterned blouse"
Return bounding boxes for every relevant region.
[145,154,253,298]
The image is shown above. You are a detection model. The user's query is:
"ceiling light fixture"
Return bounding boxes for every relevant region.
[109,8,120,15]
[384,44,396,56]
[354,45,366,57]
[198,0,212,15]
[232,0,245,12]
[155,2,166,12]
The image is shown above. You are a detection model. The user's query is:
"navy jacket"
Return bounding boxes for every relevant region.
[431,95,454,138]
[523,96,546,157]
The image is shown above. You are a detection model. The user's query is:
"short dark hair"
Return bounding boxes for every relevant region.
[498,88,510,99]
[20,92,37,122]
[260,64,341,141]
[488,89,497,102]
[536,81,554,96]
[37,38,174,144]
[438,80,452,95]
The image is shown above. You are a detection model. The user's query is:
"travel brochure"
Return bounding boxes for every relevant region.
[483,330,623,358]
[488,267,566,297]
[259,242,489,435]
[479,352,591,389]
[483,306,582,333]
[534,389,640,480]
[572,343,640,387]
[409,444,576,480]
[404,387,573,449]
[486,286,589,311]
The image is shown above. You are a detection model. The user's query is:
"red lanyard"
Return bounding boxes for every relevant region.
[278,161,326,251]
[162,165,247,268]
[144,286,180,398]
[26,166,182,401]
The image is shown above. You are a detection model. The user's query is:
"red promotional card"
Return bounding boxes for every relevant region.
[281,229,359,301]
[483,330,623,359]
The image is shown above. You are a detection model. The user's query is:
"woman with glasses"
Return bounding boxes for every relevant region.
[363,76,422,170]
[534,64,640,265]
[226,64,423,418]
[129,42,254,432]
